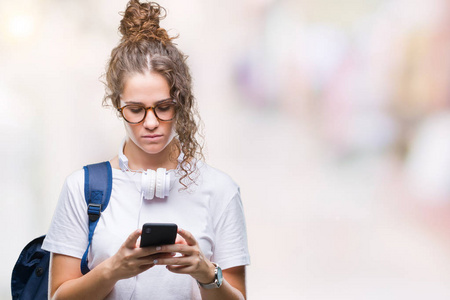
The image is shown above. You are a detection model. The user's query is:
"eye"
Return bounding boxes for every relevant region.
[157,104,172,111]
[127,105,144,114]
[156,101,175,111]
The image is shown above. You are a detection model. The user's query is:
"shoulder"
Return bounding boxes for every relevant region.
[59,168,86,202]
[65,161,113,191]
[64,168,85,189]
[196,161,239,195]
[192,161,241,217]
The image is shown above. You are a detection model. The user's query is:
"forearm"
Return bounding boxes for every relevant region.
[200,279,245,300]
[51,261,117,300]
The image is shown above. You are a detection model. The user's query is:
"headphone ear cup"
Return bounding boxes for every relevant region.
[164,172,171,197]
[155,168,166,198]
[142,168,172,200]
[142,169,156,200]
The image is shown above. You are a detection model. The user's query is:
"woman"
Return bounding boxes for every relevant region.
[42,1,250,299]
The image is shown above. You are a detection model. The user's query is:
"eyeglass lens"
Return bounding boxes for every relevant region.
[122,102,176,123]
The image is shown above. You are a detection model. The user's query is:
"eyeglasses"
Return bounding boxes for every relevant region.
[118,99,177,124]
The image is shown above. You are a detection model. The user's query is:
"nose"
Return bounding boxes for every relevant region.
[142,108,159,130]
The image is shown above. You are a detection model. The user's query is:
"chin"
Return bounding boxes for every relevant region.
[127,134,176,156]
[140,145,168,155]
[140,141,175,154]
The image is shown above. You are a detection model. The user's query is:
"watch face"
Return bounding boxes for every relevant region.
[216,266,223,287]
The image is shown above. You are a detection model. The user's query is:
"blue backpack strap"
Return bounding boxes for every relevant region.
[80,161,112,275]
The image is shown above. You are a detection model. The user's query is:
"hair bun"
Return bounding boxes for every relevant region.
[119,0,172,44]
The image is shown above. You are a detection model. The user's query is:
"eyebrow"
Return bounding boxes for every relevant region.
[123,98,173,105]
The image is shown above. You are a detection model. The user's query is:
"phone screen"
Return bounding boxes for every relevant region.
[140,223,178,247]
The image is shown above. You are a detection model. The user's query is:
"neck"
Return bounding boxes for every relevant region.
[123,138,179,171]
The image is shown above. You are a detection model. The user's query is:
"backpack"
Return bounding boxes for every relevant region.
[11,161,113,300]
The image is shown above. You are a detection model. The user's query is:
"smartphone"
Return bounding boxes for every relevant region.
[140,223,178,247]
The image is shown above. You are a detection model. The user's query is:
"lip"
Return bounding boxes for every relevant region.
[142,134,163,140]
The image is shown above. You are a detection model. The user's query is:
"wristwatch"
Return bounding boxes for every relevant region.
[197,262,223,289]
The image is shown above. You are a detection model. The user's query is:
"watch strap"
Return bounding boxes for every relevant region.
[197,262,223,289]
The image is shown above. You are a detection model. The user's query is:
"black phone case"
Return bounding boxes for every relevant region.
[140,223,178,247]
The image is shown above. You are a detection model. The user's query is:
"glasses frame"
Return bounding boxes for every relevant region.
[118,98,177,124]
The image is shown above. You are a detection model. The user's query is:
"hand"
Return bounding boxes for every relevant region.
[153,228,216,284]
[106,230,174,281]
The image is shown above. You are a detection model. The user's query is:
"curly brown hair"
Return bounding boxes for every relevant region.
[103,0,203,188]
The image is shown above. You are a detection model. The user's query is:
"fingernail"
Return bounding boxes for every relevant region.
[156,246,162,251]
[153,259,158,264]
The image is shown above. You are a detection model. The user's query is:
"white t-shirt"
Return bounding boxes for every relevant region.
[42,161,250,300]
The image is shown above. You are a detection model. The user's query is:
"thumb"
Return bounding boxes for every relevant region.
[124,229,141,249]
[175,235,187,245]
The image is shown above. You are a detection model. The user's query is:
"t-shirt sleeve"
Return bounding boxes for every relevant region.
[211,190,251,270]
[42,170,89,259]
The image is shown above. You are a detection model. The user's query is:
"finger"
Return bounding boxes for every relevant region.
[160,252,177,258]
[166,264,191,274]
[139,263,155,272]
[135,245,168,258]
[137,252,175,262]
[177,228,197,246]
[156,243,191,255]
[124,229,141,249]
[175,235,187,245]
[153,256,191,266]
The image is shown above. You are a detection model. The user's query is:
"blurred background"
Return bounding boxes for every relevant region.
[2,0,450,299]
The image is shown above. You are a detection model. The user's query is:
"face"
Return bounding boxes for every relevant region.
[120,71,176,156]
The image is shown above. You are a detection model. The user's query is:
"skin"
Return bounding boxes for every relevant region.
[120,71,179,171]
[50,71,246,299]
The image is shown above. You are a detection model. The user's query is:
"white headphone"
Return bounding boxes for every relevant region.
[118,141,171,200]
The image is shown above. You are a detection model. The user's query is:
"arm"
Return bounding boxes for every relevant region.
[49,230,160,300]
[199,266,246,300]
[49,254,117,300]
[154,228,247,300]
